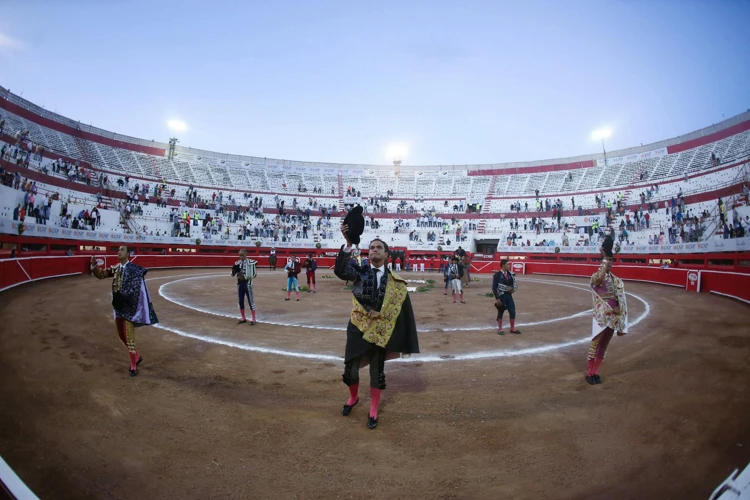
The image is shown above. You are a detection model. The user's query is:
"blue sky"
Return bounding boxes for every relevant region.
[1,0,748,165]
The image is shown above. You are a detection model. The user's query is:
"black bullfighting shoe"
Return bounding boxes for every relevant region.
[341,398,359,416]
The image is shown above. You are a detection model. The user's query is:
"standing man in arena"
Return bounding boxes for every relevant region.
[586,237,628,385]
[462,252,472,286]
[269,248,278,270]
[304,253,318,293]
[336,223,420,430]
[447,256,465,303]
[285,256,302,301]
[90,245,158,377]
[232,249,258,324]
[492,259,521,335]
[443,256,453,295]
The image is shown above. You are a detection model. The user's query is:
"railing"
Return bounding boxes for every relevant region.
[702,161,749,240]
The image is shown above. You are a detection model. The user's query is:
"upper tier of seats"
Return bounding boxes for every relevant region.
[1,85,748,202]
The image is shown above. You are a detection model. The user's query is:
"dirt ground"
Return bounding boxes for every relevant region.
[0,268,748,500]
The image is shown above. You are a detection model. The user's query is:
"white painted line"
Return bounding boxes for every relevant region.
[620,278,684,288]
[0,455,39,500]
[153,274,652,362]
[146,272,227,282]
[0,272,81,294]
[439,309,592,331]
[710,291,750,305]
[158,274,595,332]
[700,269,750,276]
[15,260,31,280]
[153,324,342,361]
[0,255,88,262]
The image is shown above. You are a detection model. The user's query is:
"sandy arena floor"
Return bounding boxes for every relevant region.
[0,268,749,499]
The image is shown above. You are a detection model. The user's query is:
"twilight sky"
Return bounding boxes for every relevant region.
[1,0,748,165]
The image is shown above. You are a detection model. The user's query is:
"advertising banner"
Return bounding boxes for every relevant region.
[511,262,526,275]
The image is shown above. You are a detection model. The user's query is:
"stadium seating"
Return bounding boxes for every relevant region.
[1,84,748,253]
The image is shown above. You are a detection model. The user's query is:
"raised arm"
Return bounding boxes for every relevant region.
[90,256,113,280]
[334,246,359,283]
[591,262,607,287]
[334,223,359,283]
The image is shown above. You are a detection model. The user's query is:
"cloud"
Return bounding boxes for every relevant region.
[0,33,24,50]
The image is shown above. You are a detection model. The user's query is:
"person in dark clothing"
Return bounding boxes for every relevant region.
[335,223,420,429]
[492,259,521,335]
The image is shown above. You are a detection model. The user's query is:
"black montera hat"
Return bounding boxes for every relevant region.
[343,205,365,245]
[602,234,614,259]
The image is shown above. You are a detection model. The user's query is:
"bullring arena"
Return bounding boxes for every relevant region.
[1,256,750,499]
[1,84,750,499]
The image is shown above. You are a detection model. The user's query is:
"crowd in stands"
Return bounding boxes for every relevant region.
[2,110,749,252]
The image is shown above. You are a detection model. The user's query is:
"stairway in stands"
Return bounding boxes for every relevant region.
[478,199,492,234]
[72,136,95,169]
[147,155,161,179]
[477,178,496,235]
[101,179,139,235]
[621,189,634,206]
[337,173,345,211]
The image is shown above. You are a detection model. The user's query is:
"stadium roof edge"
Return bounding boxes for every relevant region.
[1,84,747,173]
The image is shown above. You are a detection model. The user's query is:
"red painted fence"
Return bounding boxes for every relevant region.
[1,255,749,305]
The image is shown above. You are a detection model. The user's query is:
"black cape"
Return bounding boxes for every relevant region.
[344,279,420,364]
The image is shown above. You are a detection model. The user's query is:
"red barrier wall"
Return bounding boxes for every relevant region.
[699,270,750,304]
[523,262,689,287]
[2,256,749,306]
[0,256,90,292]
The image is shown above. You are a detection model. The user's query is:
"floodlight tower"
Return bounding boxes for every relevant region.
[168,137,179,160]
[592,129,613,166]
[393,157,402,175]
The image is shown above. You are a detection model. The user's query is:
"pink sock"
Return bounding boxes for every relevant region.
[240,309,246,321]
[347,383,359,406]
[369,388,382,419]
[593,358,603,375]
[452,293,456,302]
[497,319,503,330]
[251,310,256,322]
[296,291,300,300]
[128,352,138,370]
[460,293,464,302]
[586,359,595,376]
[510,319,516,331]
[286,291,290,299]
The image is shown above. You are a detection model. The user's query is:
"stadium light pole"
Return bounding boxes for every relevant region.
[386,143,408,174]
[167,120,187,160]
[592,129,612,166]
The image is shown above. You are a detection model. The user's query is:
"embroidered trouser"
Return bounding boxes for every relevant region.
[287,277,299,292]
[238,281,255,310]
[588,327,615,360]
[306,270,316,285]
[342,346,386,390]
[115,317,137,354]
[496,294,516,319]
[451,278,462,294]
